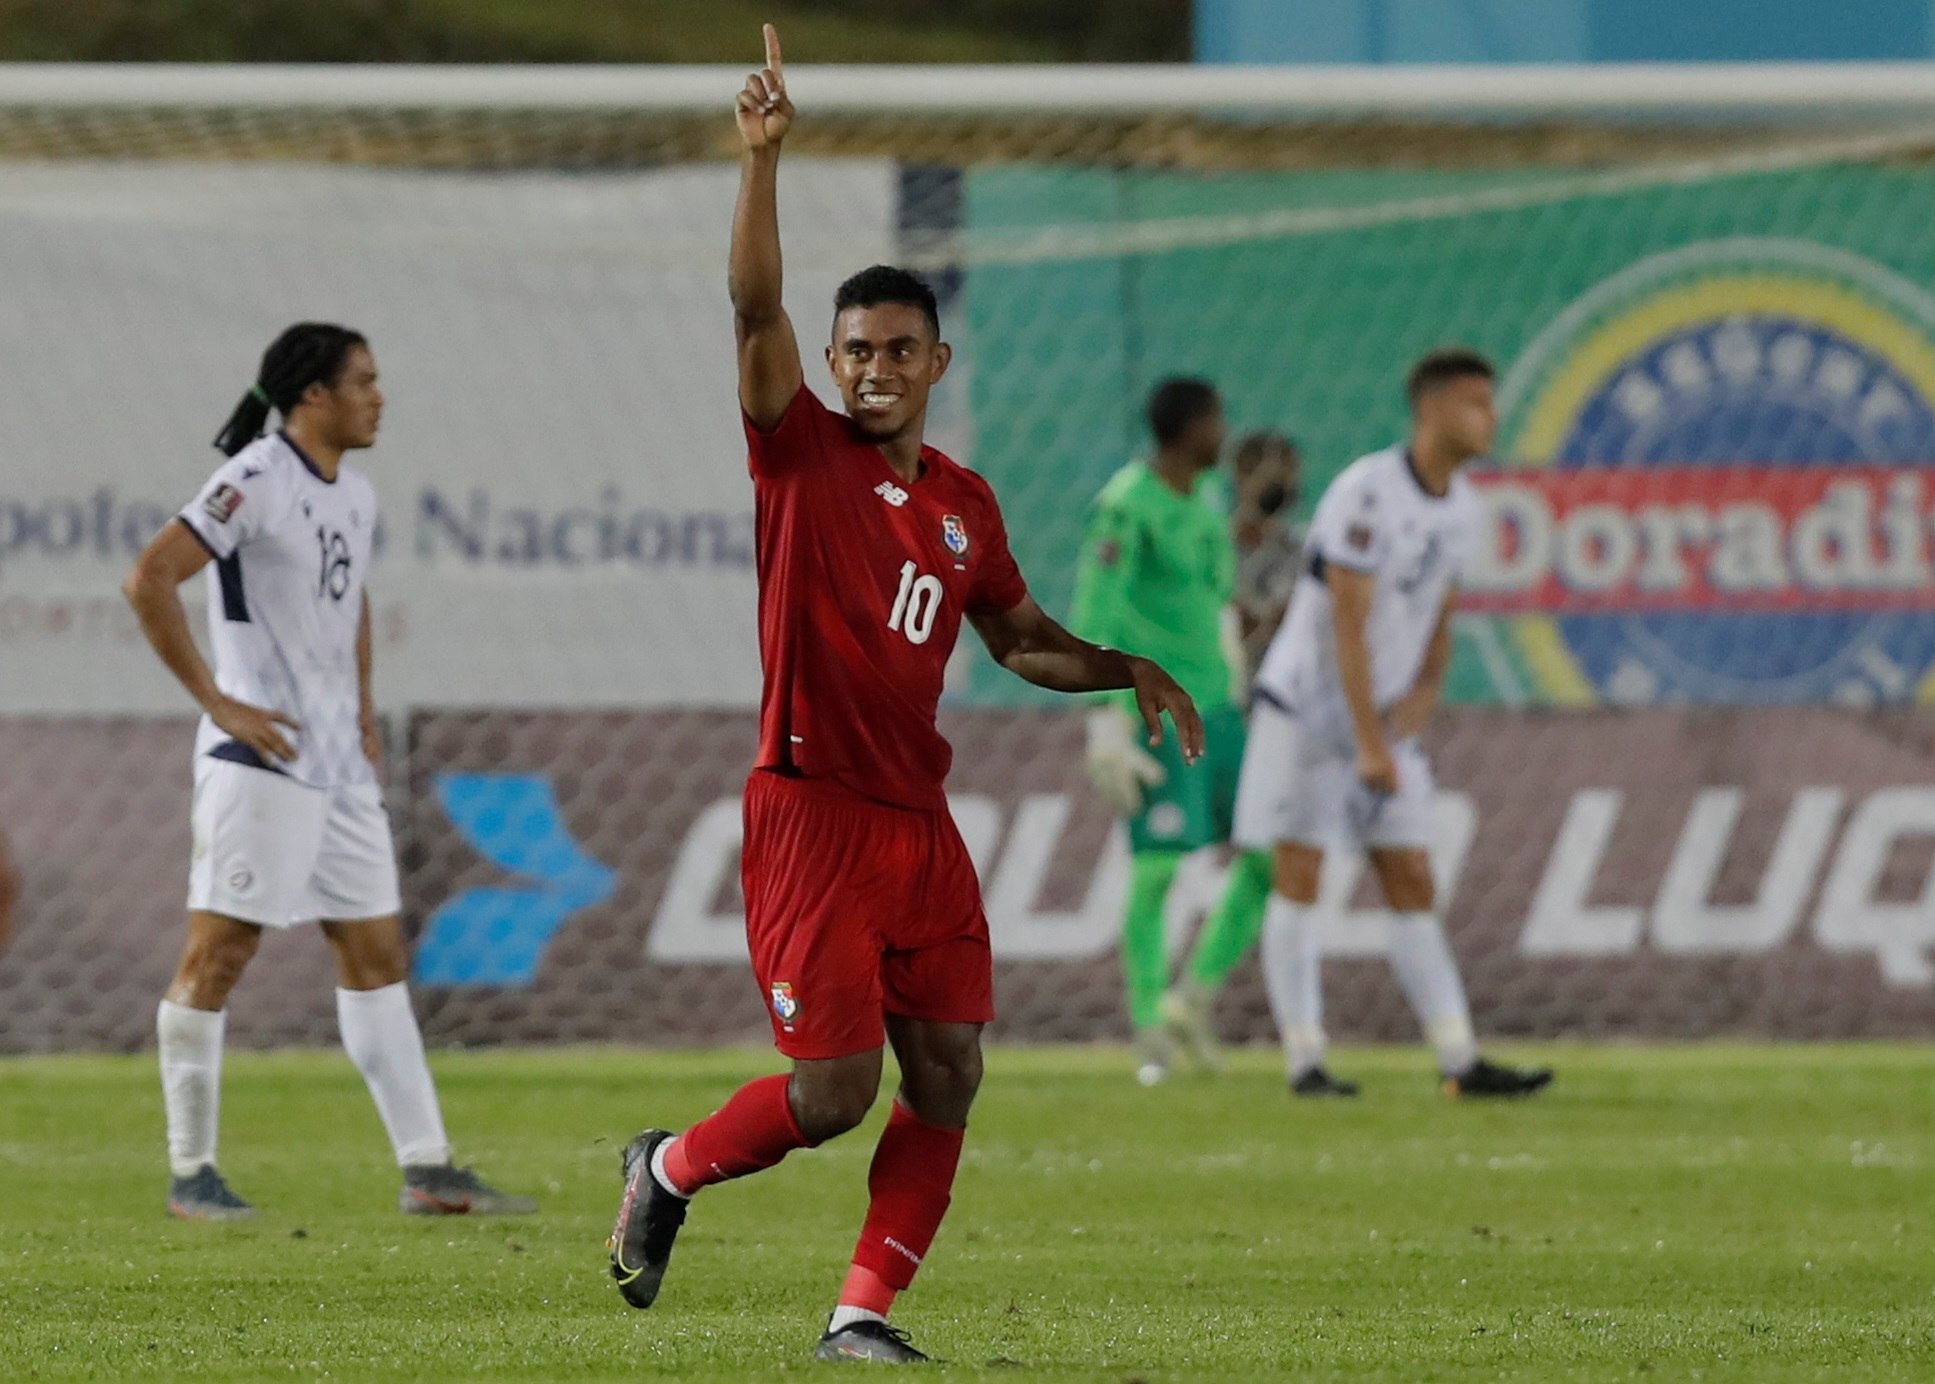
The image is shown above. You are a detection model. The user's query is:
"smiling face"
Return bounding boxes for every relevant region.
[826,302,951,445]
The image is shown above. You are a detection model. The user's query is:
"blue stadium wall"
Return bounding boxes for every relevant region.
[1196,0,1935,64]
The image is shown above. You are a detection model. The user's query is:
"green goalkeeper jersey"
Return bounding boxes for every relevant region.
[1070,460,1238,714]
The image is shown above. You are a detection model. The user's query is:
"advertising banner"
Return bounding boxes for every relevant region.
[5,707,1933,1053]
[958,168,1935,709]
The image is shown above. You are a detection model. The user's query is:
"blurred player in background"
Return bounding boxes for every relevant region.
[1229,430,1305,678]
[605,27,1202,1365]
[1070,380,1272,1085]
[1233,349,1553,1100]
[123,324,535,1220]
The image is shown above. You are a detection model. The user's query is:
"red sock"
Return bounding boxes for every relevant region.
[663,1073,811,1195]
[845,1102,965,1302]
[838,1263,897,1317]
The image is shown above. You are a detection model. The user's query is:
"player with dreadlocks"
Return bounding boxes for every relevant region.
[123,323,536,1221]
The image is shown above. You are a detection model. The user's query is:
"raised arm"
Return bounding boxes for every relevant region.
[123,520,299,762]
[1385,588,1456,744]
[731,23,804,430]
[969,594,1205,761]
[1328,565,1395,793]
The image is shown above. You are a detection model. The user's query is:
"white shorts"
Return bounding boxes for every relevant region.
[187,757,401,928]
[1232,698,1437,853]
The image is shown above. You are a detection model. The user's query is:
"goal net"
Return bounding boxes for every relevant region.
[5,63,1935,1052]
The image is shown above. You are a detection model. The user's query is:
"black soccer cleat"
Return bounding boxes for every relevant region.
[1290,1065,1361,1098]
[815,1319,932,1364]
[167,1164,257,1221]
[400,1163,538,1216]
[1442,1057,1554,1100]
[607,1129,688,1309]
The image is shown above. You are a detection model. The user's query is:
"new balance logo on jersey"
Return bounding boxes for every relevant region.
[874,481,909,508]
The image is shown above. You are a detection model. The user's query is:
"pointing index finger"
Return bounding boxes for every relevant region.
[763,23,784,81]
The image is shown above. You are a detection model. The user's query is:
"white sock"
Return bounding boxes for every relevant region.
[1261,894,1326,1078]
[828,1306,888,1332]
[649,1136,692,1199]
[1386,911,1478,1076]
[336,983,452,1168]
[157,999,225,1178]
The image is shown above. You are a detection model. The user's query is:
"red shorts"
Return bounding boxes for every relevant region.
[741,770,994,1060]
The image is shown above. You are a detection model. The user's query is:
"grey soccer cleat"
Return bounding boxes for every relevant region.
[607,1129,689,1309]
[400,1163,538,1215]
[1160,981,1225,1073]
[168,1164,257,1222]
[815,1320,932,1363]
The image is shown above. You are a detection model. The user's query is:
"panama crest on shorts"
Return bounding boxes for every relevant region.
[770,981,799,1030]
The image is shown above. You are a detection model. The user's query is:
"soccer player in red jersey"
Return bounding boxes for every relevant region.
[607,25,1205,1365]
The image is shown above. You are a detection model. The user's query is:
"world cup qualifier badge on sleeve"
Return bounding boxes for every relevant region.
[203,482,244,524]
[1468,239,1935,707]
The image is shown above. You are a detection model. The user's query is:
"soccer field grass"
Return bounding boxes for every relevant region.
[4,1044,1933,1381]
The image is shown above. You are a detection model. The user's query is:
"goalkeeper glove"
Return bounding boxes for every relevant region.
[1085,706,1167,817]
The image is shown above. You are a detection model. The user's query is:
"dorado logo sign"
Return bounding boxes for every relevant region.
[1470,240,1935,706]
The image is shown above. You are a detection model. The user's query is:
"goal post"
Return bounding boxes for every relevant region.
[3,61,1934,1051]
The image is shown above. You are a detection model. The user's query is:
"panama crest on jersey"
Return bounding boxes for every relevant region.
[941,514,969,557]
[769,981,799,1029]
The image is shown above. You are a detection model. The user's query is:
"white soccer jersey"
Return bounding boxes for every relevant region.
[1253,445,1477,748]
[176,432,379,789]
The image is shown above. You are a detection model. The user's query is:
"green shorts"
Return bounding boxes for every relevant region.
[1128,702,1248,853]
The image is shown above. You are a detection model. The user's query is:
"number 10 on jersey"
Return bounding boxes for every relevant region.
[887,560,943,645]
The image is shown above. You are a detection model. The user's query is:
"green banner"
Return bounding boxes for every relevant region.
[960,161,1935,708]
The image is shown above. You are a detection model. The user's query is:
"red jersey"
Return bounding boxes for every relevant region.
[747,385,1028,810]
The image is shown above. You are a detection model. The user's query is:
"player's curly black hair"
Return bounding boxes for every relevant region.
[212,322,369,457]
[832,265,940,338]
[1146,377,1221,446]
